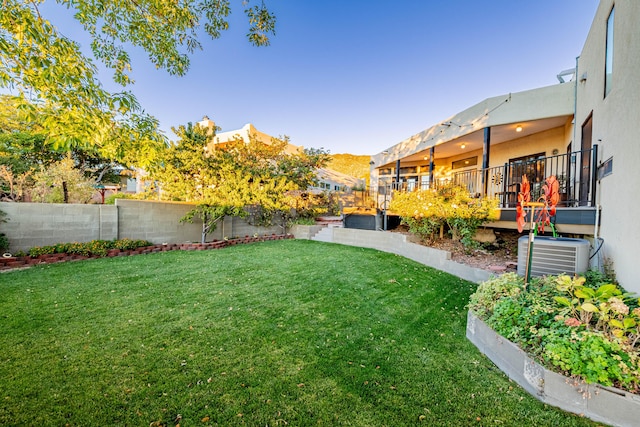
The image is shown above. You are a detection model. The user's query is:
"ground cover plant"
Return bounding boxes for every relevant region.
[0,240,601,426]
[469,272,640,392]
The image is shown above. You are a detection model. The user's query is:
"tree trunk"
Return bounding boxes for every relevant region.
[62,181,69,203]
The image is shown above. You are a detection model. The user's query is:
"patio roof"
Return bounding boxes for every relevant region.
[372,82,575,167]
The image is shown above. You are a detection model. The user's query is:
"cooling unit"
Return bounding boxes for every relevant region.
[517,236,590,277]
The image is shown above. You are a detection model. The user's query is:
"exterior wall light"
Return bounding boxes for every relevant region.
[516,125,523,132]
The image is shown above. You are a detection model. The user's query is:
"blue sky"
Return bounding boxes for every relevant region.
[43,1,599,155]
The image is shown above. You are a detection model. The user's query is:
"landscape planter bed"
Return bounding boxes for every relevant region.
[466,311,640,427]
[0,234,293,271]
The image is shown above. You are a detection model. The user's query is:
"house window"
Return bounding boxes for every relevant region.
[605,6,614,97]
[379,168,392,176]
[452,156,478,170]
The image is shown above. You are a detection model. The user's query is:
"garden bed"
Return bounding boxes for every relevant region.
[467,311,640,427]
[392,225,520,272]
[0,234,293,271]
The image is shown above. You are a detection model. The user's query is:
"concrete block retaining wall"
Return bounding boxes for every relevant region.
[0,202,118,252]
[0,200,284,252]
[291,226,491,283]
[116,199,202,244]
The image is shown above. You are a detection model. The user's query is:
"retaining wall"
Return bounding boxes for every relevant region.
[0,202,118,252]
[0,200,283,252]
[467,311,640,427]
[291,226,491,283]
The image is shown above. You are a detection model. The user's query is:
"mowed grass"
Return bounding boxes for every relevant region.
[0,240,601,426]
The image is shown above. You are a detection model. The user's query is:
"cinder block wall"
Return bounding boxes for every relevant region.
[115,199,202,244]
[116,200,283,243]
[0,200,286,252]
[231,216,283,238]
[0,202,117,252]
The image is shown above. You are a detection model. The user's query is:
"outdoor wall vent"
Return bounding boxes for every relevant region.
[517,236,590,277]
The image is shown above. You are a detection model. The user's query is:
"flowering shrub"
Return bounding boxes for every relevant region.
[390,184,499,246]
[27,239,153,258]
[469,273,640,392]
[27,245,56,257]
[112,238,152,251]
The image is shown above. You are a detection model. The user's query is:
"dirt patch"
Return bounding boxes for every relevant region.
[392,225,522,273]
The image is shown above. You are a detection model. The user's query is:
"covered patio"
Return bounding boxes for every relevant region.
[369,82,599,235]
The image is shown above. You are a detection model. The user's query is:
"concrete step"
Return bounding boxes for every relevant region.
[312,226,334,243]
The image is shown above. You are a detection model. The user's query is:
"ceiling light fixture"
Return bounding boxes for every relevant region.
[516,125,523,132]
[460,144,466,149]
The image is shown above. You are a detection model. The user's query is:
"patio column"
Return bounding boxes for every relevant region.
[429,147,435,187]
[482,127,491,195]
[395,159,401,190]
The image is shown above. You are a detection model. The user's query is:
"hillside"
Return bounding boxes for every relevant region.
[328,154,371,183]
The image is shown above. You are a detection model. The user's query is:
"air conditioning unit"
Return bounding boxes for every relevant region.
[517,236,590,277]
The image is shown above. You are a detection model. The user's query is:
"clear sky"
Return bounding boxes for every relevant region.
[42,1,599,155]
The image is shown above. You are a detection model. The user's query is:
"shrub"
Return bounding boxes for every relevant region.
[104,193,134,205]
[0,233,8,252]
[26,239,153,258]
[28,246,56,257]
[390,184,499,246]
[469,272,640,392]
[544,330,639,389]
[467,273,523,319]
[112,238,153,251]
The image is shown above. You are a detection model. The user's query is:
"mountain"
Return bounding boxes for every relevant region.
[327,154,371,184]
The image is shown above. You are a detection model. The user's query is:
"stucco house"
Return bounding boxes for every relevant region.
[369,0,639,292]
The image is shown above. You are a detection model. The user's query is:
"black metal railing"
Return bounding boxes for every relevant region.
[472,147,598,207]
[374,146,598,209]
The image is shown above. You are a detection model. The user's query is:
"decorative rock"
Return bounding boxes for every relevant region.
[473,229,497,244]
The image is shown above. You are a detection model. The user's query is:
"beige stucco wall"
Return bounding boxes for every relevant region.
[575,0,640,292]
[486,126,571,168]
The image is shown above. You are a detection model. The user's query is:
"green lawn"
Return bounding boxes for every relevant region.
[0,240,601,426]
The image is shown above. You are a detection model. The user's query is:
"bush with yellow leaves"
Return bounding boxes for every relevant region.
[390,184,499,247]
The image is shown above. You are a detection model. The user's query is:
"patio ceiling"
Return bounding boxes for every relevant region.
[398,115,572,164]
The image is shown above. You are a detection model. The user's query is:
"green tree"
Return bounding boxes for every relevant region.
[153,121,329,242]
[1,0,276,164]
[31,155,96,203]
[0,96,124,200]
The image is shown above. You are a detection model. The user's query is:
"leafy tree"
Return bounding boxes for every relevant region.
[153,121,329,242]
[0,95,131,200]
[1,0,276,164]
[30,155,96,203]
